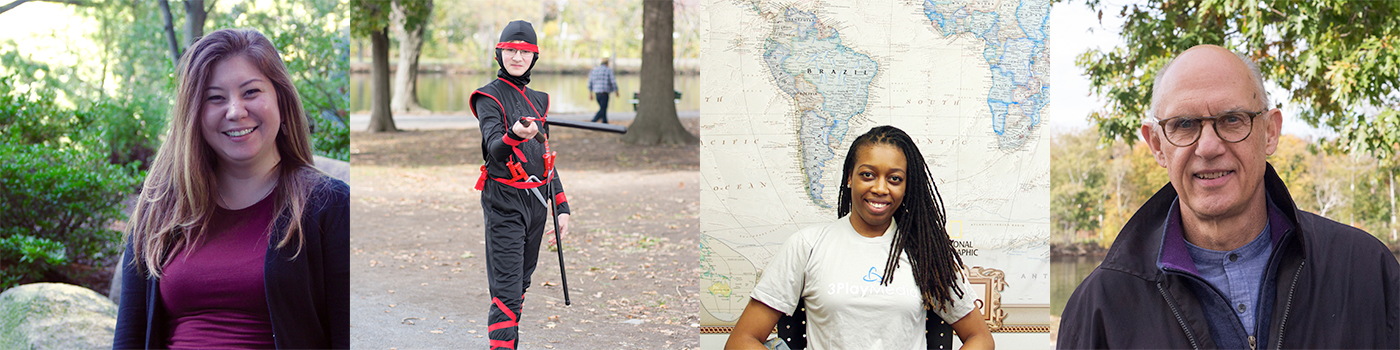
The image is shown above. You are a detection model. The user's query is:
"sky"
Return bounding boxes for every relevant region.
[1045,0,1335,140]
[0,3,95,72]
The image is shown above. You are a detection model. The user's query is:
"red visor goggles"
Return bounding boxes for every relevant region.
[495,42,539,53]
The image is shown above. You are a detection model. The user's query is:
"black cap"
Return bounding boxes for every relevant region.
[499,20,537,46]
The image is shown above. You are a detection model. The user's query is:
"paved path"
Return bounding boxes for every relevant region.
[349,111,699,131]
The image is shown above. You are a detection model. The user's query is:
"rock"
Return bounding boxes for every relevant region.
[314,155,350,182]
[0,283,117,350]
[108,262,122,304]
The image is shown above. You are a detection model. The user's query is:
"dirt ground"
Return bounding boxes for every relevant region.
[349,118,701,349]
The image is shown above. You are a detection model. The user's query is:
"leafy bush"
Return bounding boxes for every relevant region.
[0,235,69,290]
[81,94,167,171]
[0,75,95,147]
[0,143,136,291]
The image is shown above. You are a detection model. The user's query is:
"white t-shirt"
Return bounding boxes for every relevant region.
[750,216,977,350]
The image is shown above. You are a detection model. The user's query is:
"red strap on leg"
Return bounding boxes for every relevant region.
[492,297,518,322]
[490,339,516,349]
[489,297,519,349]
[489,320,518,332]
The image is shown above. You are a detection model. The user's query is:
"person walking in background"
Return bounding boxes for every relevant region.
[587,57,619,124]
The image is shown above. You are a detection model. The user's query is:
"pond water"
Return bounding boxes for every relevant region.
[350,72,700,114]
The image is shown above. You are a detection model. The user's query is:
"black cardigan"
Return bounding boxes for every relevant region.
[113,177,349,349]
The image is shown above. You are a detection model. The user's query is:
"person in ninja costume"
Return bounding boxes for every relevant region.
[470,20,570,350]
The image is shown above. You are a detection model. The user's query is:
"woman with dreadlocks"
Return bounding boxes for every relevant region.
[726,125,994,349]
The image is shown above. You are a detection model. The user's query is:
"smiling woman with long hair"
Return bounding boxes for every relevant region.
[112,28,348,349]
[726,125,994,350]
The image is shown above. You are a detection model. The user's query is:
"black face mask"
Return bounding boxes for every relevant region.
[495,20,539,86]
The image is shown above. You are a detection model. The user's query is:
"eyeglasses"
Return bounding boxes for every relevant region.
[501,48,534,59]
[1150,109,1268,147]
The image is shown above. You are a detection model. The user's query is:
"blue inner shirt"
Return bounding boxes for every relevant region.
[1184,222,1272,337]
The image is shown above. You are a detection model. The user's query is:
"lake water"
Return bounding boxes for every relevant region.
[350,73,700,114]
[1050,254,1105,317]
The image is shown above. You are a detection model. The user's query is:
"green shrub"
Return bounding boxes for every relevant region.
[0,75,96,148]
[81,94,167,171]
[0,143,136,289]
[0,235,69,290]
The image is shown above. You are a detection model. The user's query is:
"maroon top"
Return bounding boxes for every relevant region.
[160,193,277,349]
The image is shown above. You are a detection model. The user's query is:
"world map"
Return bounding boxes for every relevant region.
[699,0,1052,328]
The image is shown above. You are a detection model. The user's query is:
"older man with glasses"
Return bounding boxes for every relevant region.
[1058,44,1400,349]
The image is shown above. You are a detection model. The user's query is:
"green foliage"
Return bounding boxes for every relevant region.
[366,0,697,71]
[0,235,69,290]
[1078,0,1400,166]
[215,0,351,160]
[0,75,92,147]
[351,0,393,39]
[0,143,135,289]
[1050,130,1108,239]
[0,52,142,289]
[82,94,167,170]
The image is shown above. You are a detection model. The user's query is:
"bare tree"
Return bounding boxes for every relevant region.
[368,26,396,132]
[390,0,432,113]
[354,1,397,133]
[183,0,206,48]
[622,0,696,145]
[157,0,181,66]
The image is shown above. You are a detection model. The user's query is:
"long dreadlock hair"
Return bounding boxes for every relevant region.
[836,125,965,311]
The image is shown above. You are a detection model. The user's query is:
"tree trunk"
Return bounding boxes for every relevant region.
[182,0,205,49]
[622,0,696,145]
[390,0,430,113]
[368,27,397,133]
[157,0,180,66]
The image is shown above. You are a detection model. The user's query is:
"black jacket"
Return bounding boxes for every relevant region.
[1058,164,1400,349]
[113,176,350,349]
[471,77,569,214]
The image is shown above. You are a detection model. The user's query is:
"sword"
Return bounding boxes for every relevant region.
[545,118,627,134]
[522,117,572,306]
[548,173,571,306]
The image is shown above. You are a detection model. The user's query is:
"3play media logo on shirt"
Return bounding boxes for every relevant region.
[863,266,881,282]
[825,266,918,297]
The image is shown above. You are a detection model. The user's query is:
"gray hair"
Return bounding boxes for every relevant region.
[1148,48,1269,121]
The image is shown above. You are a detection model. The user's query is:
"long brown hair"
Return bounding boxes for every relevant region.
[127,28,323,277]
[837,125,965,311]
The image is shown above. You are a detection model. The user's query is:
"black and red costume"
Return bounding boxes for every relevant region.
[470,20,569,350]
